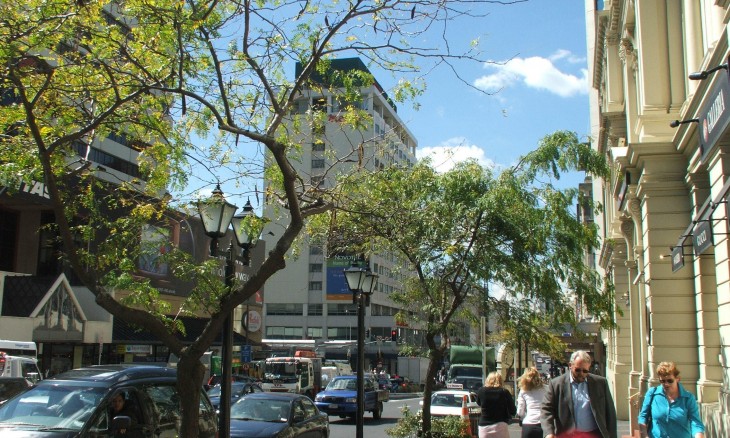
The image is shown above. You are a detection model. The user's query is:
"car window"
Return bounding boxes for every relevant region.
[20,360,41,383]
[301,397,317,419]
[292,400,306,421]
[142,383,180,429]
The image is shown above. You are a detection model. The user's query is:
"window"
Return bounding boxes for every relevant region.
[309,263,323,273]
[308,304,323,316]
[308,281,322,291]
[266,304,303,315]
[266,327,304,339]
[312,97,327,112]
[311,159,325,169]
[312,142,325,152]
[327,327,355,340]
[327,303,357,316]
[307,327,323,338]
[301,397,318,419]
[310,246,323,255]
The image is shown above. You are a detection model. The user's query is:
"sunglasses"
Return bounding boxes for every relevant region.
[659,379,675,384]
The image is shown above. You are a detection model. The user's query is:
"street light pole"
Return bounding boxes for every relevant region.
[219,243,235,437]
[344,262,378,438]
[356,290,366,438]
[198,186,266,437]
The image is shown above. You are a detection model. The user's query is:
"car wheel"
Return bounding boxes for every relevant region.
[372,402,382,419]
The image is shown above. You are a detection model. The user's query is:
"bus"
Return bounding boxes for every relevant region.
[0,340,37,358]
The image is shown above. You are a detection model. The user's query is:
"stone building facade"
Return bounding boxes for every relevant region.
[586,1,729,436]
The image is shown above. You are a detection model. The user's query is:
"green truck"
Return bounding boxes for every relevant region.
[446,345,496,391]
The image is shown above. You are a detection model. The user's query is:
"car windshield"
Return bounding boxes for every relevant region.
[432,393,464,407]
[230,397,289,422]
[0,383,105,431]
[326,378,356,390]
[208,382,246,397]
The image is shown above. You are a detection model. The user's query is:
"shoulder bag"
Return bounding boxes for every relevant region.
[645,387,657,434]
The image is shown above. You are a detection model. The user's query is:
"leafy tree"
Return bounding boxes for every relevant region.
[328,131,611,434]
[0,0,527,435]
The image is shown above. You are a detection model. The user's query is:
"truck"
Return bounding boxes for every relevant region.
[446,345,496,392]
[261,350,322,398]
[0,341,42,384]
[396,356,429,390]
[314,374,389,419]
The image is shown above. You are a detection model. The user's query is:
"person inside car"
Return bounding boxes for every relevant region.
[109,391,143,437]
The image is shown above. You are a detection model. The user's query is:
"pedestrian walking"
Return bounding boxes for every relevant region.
[516,367,546,438]
[476,371,516,438]
[638,362,705,438]
[541,350,617,438]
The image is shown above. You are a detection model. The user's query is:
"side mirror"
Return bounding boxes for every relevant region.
[293,413,305,423]
[112,415,132,430]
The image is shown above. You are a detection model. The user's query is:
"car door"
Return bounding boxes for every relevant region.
[290,399,318,438]
[299,397,328,437]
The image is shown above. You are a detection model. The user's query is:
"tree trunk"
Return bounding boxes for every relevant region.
[177,353,205,438]
[421,332,446,436]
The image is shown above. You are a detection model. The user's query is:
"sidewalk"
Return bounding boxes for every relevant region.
[506,420,631,437]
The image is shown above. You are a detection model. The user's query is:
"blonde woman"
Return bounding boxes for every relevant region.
[476,371,516,438]
[516,367,545,438]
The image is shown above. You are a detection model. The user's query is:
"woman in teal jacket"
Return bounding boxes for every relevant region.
[638,362,705,438]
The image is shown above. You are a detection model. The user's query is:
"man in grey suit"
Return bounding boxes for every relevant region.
[541,350,617,438]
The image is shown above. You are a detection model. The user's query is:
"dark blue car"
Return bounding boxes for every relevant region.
[230,392,329,438]
[207,382,263,412]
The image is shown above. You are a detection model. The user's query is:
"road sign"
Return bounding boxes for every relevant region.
[241,344,252,363]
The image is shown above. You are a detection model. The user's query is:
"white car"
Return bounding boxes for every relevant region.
[419,389,480,417]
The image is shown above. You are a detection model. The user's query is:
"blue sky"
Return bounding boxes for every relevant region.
[398,0,590,177]
[188,1,590,206]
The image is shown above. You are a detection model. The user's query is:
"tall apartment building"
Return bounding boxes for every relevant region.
[586,1,728,435]
[262,58,419,372]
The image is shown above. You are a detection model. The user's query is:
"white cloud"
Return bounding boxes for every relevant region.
[416,137,497,173]
[473,50,589,97]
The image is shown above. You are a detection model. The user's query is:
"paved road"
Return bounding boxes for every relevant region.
[328,394,631,438]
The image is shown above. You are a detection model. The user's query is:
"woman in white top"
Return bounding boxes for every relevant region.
[516,367,546,438]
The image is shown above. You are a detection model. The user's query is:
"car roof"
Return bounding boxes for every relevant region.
[242,392,303,401]
[45,364,176,384]
[432,389,474,396]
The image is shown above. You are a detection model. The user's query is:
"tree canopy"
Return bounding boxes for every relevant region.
[1,1,528,435]
[328,131,611,434]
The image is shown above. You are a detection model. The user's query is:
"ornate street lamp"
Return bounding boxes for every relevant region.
[197,186,264,437]
[344,262,378,438]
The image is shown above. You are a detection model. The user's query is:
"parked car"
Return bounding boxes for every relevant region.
[390,376,420,393]
[206,373,255,390]
[207,381,264,412]
[0,377,33,405]
[419,389,480,417]
[230,392,329,438]
[0,364,218,437]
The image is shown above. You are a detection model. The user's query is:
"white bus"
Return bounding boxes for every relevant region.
[0,340,37,358]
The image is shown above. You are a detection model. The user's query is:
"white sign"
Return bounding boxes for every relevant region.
[124,345,152,354]
[245,310,261,333]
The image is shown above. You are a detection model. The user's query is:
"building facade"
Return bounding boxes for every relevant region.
[586,1,728,436]
[261,58,420,373]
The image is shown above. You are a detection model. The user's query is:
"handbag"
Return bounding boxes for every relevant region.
[645,387,658,434]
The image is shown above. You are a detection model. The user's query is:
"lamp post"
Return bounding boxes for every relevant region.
[344,262,378,438]
[198,184,265,437]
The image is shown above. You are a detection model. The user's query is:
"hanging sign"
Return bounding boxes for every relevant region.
[692,220,714,256]
[671,245,685,272]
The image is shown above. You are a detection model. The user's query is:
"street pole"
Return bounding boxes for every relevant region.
[356,291,365,438]
[219,244,234,437]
